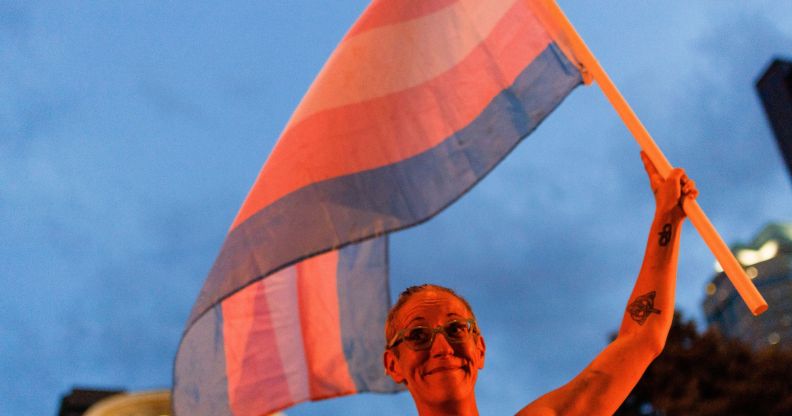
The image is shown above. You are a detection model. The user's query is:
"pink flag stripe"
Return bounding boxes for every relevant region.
[347,0,459,38]
[221,278,293,415]
[231,0,551,231]
[221,250,357,415]
[291,0,519,125]
[296,250,358,399]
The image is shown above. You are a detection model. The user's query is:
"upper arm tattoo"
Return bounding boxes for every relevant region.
[627,291,661,325]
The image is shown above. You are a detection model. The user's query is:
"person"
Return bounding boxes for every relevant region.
[382,152,698,416]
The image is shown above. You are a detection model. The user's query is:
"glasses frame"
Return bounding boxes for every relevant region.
[387,318,478,351]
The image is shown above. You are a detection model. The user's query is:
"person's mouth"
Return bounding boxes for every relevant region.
[425,366,461,375]
[424,363,468,376]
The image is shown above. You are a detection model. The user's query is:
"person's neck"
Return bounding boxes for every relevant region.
[416,397,479,416]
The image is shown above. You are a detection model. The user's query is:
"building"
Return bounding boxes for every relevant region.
[702,222,792,349]
[756,58,792,185]
[58,389,124,416]
[59,387,287,415]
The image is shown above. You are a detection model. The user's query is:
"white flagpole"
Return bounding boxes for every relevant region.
[539,0,768,315]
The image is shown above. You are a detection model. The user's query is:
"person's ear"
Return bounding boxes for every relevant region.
[475,335,486,369]
[383,349,405,384]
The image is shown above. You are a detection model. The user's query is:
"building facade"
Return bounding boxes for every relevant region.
[702,223,792,349]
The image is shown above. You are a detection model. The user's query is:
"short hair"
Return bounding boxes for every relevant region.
[384,284,477,348]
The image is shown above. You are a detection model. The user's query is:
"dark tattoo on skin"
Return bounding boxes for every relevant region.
[658,223,672,246]
[628,291,661,325]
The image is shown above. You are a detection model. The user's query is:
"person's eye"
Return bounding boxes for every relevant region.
[446,322,467,337]
[405,328,430,343]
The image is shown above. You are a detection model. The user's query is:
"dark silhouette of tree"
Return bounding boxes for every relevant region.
[614,312,792,416]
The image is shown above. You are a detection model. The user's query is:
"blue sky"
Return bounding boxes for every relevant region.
[2,1,792,415]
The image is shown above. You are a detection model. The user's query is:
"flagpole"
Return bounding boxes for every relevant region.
[539,0,768,315]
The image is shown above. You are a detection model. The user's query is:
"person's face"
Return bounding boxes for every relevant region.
[383,290,486,408]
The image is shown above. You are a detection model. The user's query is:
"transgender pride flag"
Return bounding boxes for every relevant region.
[173,1,585,414]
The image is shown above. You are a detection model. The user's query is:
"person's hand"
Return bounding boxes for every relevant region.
[640,151,698,218]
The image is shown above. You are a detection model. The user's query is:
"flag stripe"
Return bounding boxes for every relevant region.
[231,0,551,230]
[262,268,311,406]
[220,257,362,414]
[187,43,581,329]
[296,250,358,399]
[347,0,459,38]
[222,281,293,415]
[173,306,232,416]
[336,237,393,392]
[289,0,519,126]
[210,243,391,416]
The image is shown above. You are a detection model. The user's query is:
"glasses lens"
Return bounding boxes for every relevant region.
[443,320,471,342]
[404,327,433,349]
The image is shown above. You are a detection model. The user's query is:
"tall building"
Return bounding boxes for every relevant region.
[756,58,792,185]
[702,223,792,349]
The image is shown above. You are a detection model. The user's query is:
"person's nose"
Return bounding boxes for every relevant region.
[430,330,454,357]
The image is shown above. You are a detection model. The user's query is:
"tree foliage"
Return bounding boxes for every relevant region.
[614,313,792,416]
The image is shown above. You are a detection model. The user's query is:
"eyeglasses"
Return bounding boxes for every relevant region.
[387,319,478,351]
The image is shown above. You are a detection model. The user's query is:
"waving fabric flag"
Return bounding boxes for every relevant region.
[173,0,585,414]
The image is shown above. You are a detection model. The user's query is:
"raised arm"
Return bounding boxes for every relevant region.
[517,152,698,416]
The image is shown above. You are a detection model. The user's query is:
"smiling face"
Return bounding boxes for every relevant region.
[383,289,486,412]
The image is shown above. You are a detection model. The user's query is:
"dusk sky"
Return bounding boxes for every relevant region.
[3,1,792,415]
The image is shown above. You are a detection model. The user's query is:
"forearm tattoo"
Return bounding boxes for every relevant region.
[628,291,661,325]
[658,223,672,246]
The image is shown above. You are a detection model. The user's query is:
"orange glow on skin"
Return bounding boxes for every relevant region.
[383,290,485,416]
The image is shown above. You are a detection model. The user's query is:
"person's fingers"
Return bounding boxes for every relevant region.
[667,168,685,184]
[642,158,700,205]
[683,178,698,199]
[664,169,685,209]
[666,168,687,193]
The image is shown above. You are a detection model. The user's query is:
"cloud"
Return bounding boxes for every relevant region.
[664,11,792,233]
[0,1,29,41]
[4,2,792,415]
